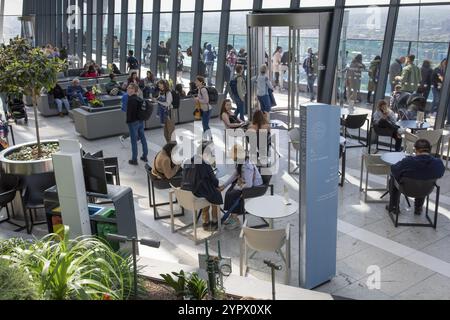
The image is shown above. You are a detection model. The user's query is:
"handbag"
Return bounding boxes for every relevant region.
[268,88,277,107]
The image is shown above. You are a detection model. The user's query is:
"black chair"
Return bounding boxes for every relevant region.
[368,124,395,154]
[0,174,25,231]
[21,173,56,234]
[103,157,121,185]
[341,114,369,148]
[240,174,274,229]
[390,177,440,228]
[144,164,184,220]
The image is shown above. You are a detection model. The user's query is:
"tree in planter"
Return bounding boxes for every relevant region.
[0,37,65,158]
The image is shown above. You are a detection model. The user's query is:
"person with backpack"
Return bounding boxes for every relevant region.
[303,48,318,102]
[195,76,213,141]
[153,80,175,143]
[204,44,217,86]
[395,54,421,93]
[126,83,148,165]
[229,64,246,121]
[127,50,140,75]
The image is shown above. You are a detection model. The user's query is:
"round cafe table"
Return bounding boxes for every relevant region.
[397,120,430,133]
[245,195,298,229]
[381,152,407,166]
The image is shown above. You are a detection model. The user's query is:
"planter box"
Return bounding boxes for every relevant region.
[72,108,128,140]
[37,94,60,117]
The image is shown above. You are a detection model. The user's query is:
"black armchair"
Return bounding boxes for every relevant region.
[341,114,369,148]
[21,173,56,234]
[144,164,184,220]
[369,123,395,154]
[390,177,440,228]
[0,174,24,230]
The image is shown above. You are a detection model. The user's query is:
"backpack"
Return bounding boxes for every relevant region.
[137,99,153,121]
[206,87,219,105]
[207,50,215,62]
[129,57,139,70]
[171,90,180,109]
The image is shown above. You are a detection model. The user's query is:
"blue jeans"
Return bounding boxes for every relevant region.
[0,93,8,116]
[234,98,246,121]
[55,98,71,113]
[206,63,214,86]
[307,75,316,100]
[202,109,211,140]
[157,105,169,125]
[71,93,88,105]
[431,87,440,114]
[258,95,271,113]
[128,121,148,162]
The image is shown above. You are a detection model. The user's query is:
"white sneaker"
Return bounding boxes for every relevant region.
[119,135,128,148]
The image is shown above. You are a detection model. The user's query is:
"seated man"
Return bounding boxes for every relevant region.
[151,141,182,186]
[181,141,223,231]
[219,145,263,230]
[67,78,88,106]
[105,73,124,96]
[387,139,445,215]
[49,83,71,117]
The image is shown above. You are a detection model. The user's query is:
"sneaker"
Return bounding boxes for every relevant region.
[202,222,210,231]
[225,218,241,230]
[119,135,127,147]
[128,160,138,166]
[140,156,148,162]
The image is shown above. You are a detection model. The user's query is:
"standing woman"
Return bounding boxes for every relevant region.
[419,60,433,101]
[194,76,212,141]
[346,54,365,106]
[154,80,175,143]
[272,46,282,90]
[255,64,273,121]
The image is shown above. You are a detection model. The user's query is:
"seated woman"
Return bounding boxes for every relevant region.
[220,99,244,129]
[105,73,124,95]
[143,70,156,98]
[181,141,223,231]
[219,145,263,230]
[175,83,187,98]
[247,110,271,162]
[373,100,404,152]
[49,83,71,117]
[187,81,198,97]
[83,65,98,78]
[151,141,182,186]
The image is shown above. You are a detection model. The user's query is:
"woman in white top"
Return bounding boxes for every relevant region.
[153,79,174,143]
[254,64,273,119]
[219,145,263,230]
[272,46,283,89]
[194,76,212,141]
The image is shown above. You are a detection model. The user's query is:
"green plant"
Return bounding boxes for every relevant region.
[0,37,64,156]
[90,98,104,107]
[0,226,137,300]
[186,273,208,300]
[160,270,187,300]
[0,260,39,300]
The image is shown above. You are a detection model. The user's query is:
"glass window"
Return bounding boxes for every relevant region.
[179,13,195,85]
[128,0,136,13]
[158,13,172,79]
[3,0,23,15]
[181,0,196,12]
[143,0,153,12]
[231,0,253,10]
[128,1,136,56]
[161,1,173,12]
[113,0,121,63]
[204,1,222,11]
[345,0,390,6]
[229,11,248,52]
[141,13,152,72]
[262,0,291,9]
[300,0,335,6]
[201,12,221,85]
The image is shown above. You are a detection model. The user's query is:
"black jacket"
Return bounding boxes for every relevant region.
[51,85,66,99]
[126,94,143,123]
[181,156,223,205]
[391,154,445,182]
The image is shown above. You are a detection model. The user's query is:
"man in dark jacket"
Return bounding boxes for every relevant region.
[389,56,405,92]
[181,141,223,230]
[126,83,148,165]
[387,139,445,215]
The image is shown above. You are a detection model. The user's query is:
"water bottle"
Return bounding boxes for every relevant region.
[283,184,290,205]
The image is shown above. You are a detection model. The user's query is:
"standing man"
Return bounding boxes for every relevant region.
[127,50,140,76]
[157,41,168,80]
[431,58,447,118]
[389,56,405,92]
[204,44,217,86]
[395,55,421,94]
[303,48,318,102]
[126,83,148,165]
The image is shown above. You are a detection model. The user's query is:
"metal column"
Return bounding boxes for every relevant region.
[63,0,69,49]
[56,0,63,48]
[150,0,161,75]
[77,0,84,62]
[95,0,103,65]
[435,44,450,129]
[134,0,144,71]
[253,0,263,10]
[107,0,115,66]
[373,0,400,113]
[320,0,345,104]
[86,0,93,62]
[119,0,129,72]
[69,0,76,55]
[190,0,204,81]
[169,0,181,84]
[216,0,231,93]
[291,0,300,8]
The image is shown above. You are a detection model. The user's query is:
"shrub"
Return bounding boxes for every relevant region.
[0,260,39,300]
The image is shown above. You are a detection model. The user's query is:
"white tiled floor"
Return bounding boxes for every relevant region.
[1,97,450,300]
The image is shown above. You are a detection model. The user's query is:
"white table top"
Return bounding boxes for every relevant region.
[245,195,298,219]
[381,152,407,166]
[397,120,430,130]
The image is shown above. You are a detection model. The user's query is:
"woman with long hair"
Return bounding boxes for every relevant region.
[220,99,243,129]
[194,75,212,141]
[153,79,175,143]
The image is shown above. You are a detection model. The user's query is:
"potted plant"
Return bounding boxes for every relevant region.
[0,37,64,163]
